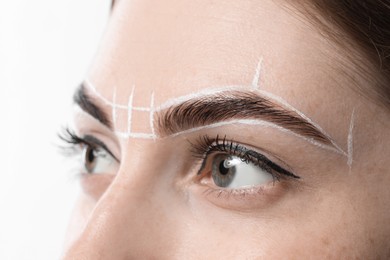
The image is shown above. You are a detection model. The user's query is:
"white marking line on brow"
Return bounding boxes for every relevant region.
[150,91,156,139]
[251,58,263,89]
[85,79,152,111]
[112,86,117,128]
[115,131,156,139]
[85,80,157,138]
[127,86,135,135]
[347,109,355,168]
[133,107,151,112]
[165,119,343,154]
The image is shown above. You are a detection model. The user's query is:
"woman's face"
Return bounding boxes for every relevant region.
[64,0,390,258]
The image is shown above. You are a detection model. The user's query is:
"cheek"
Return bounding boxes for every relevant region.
[270,186,378,258]
[174,182,372,258]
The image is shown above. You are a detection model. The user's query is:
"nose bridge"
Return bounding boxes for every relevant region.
[64,140,179,259]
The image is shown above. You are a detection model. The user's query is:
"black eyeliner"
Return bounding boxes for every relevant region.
[241,150,299,179]
[82,135,119,162]
[190,135,300,179]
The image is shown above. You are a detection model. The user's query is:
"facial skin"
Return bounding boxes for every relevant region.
[63,0,390,258]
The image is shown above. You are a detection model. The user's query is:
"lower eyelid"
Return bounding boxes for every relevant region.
[190,180,291,211]
[79,173,115,200]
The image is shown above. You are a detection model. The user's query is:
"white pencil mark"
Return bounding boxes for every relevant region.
[115,131,156,139]
[85,79,152,111]
[165,119,343,154]
[133,107,151,112]
[130,133,156,139]
[251,58,263,89]
[150,92,155,138]
[347,109,355,168]
[127,86,135,135]
[112,87,117,128]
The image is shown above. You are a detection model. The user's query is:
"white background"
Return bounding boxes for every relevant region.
[0,1,110,259]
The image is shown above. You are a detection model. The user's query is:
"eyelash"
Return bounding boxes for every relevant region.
[59,127,85,146]
[58,127,118,162]
[190,134,300,182]
[59,127,90,153]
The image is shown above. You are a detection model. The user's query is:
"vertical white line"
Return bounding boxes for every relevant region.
[149,91,156,139]
[127,86,135,135]
[347,109,355,169]
[112,86,117,129]
[251,58,263,89]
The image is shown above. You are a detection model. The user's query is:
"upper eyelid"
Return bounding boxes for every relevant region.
[82,135,120,163]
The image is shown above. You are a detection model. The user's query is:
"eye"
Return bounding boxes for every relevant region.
[58,127,119,175]
[191,135,299,190]
[83,144,118,174]
[211,154,274,188]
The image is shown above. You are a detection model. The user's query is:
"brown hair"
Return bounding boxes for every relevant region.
[294,0,390,109]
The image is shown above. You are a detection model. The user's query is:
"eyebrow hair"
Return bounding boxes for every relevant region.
[156,91,333,146]
[73,84,112,128]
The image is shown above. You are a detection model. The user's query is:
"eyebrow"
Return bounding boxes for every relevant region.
[74,83,333,147]
[73,84,112,128]
[156,91,333,146]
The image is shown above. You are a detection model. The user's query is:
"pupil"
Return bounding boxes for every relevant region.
[87,148,95,163]
[219,160,230,175]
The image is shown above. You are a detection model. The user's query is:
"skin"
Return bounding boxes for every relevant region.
[63,0,390,258]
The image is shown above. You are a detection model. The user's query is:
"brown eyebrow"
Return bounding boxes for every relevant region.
[156,91,333,146]
[73,84,112,129]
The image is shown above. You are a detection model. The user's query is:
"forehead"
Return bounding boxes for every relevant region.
[88,0,334,106]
